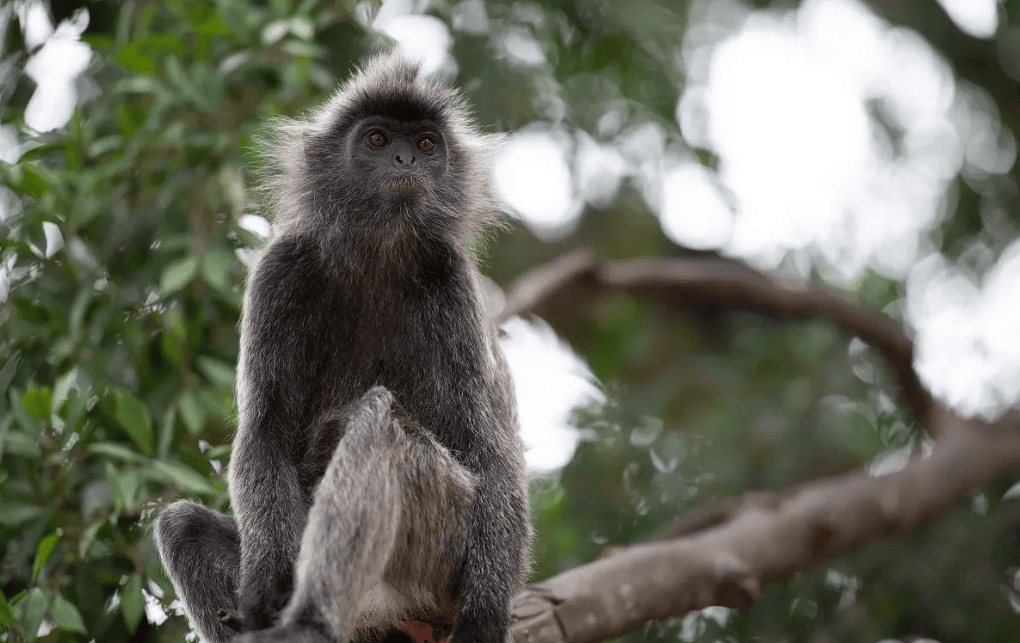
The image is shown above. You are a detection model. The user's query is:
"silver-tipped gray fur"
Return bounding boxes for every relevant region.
[155,50,530,643]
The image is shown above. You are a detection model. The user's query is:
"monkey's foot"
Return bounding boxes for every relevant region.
[235,623,331,643]
[395,620,448,643]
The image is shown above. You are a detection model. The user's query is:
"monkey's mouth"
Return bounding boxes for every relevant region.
[381,180,428,197]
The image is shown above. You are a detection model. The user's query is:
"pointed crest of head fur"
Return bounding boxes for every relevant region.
[255,50,506,243]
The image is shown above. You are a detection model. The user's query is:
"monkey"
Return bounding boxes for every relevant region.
[154,51,530,643]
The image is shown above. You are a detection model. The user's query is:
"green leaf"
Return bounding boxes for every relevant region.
[58,390,89,437]
[109,466,144,513]
[166,305,187,339]
[262,19,290,45]
[218,165,246,215]
[117,103,146,137]
[201,247,237,291]
[205,443,232,459]
[112,390,154,455]
[17,164,53,200]
[289,17,314,40]
[165,56,209,109]
[161,332,185,366]
[50,594,87,634]
[18,588,48,643]
[196,14,231,36]
[153,460,216,495]
[177,390,206,435]
[0,589,16,628]
[0,350,20,394]
[2,429,39,457]
[115,42,158,74]
[270,0,293,16]
[159,256,199,295]
[79,521,103,559]
[22,388,52,421]
[120,573,144,633]
[31,532,60,583]
[196,356,236,388]
[0,501,44,526]
[88,441,150,464]
[9,390,41,435]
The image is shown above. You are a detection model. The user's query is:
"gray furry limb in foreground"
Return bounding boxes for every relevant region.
[155,51,530,643]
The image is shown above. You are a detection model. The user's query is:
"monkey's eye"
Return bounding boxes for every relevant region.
[417,137,435,154]
[367,132,388,148]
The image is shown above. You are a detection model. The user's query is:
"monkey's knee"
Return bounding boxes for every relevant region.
[343,386,404,446]
[356,386,397,420]
[156,500,239,564]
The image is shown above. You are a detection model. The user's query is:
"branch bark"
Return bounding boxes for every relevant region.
[499,251,932,433]
[502,252,1020,643]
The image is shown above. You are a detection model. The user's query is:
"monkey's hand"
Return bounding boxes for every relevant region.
[230,425,307,631]
[217,609,246,633]
[448,488,528,643]
[234,488,303,631]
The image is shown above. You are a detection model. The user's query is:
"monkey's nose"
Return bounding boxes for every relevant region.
[392,152,417,168]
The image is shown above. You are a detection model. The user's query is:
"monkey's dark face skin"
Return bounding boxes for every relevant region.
[303,113,473,252]
[347,117,448,205]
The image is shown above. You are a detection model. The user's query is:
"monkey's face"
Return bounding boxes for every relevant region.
[347,118,449,210]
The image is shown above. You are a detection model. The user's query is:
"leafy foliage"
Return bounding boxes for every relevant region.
[0,1,363,640]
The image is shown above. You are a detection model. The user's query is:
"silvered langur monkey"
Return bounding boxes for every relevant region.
[154,52,530,643]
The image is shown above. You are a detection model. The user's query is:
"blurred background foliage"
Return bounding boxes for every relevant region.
[1,0,1019,642]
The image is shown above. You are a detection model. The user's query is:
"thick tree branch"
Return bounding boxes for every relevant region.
[501,252,1020,643]
[513,410,1020,643]
[498,252,933,434]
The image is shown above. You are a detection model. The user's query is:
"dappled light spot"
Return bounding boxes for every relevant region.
[659,163,733,250]
[372,3,454,80]
[496,28,547,68]
[451,0,489,35]
[239,214,271,238]
[574,132,628,209]
[676,0,1014,287]
[934,0,998,39]
[20,5,93,133]
[500,316,604,473]
[493,131,578,240]
[907,240,1020,419]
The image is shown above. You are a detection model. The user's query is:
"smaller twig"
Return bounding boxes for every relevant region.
[497,249,598,324]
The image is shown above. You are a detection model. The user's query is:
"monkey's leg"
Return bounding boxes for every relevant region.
[155,500,241,643]
[241,386,474,643]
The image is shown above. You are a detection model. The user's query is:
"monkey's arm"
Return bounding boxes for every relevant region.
[230,410,306,630]
[451,350,530,643]
[455,445,529,643]
[229,239,323,631]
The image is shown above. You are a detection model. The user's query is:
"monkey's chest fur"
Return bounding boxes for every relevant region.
[290,246,491,480]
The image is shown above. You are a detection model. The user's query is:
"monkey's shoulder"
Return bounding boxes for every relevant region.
[239,235,333,341]
[247,235,324,294]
